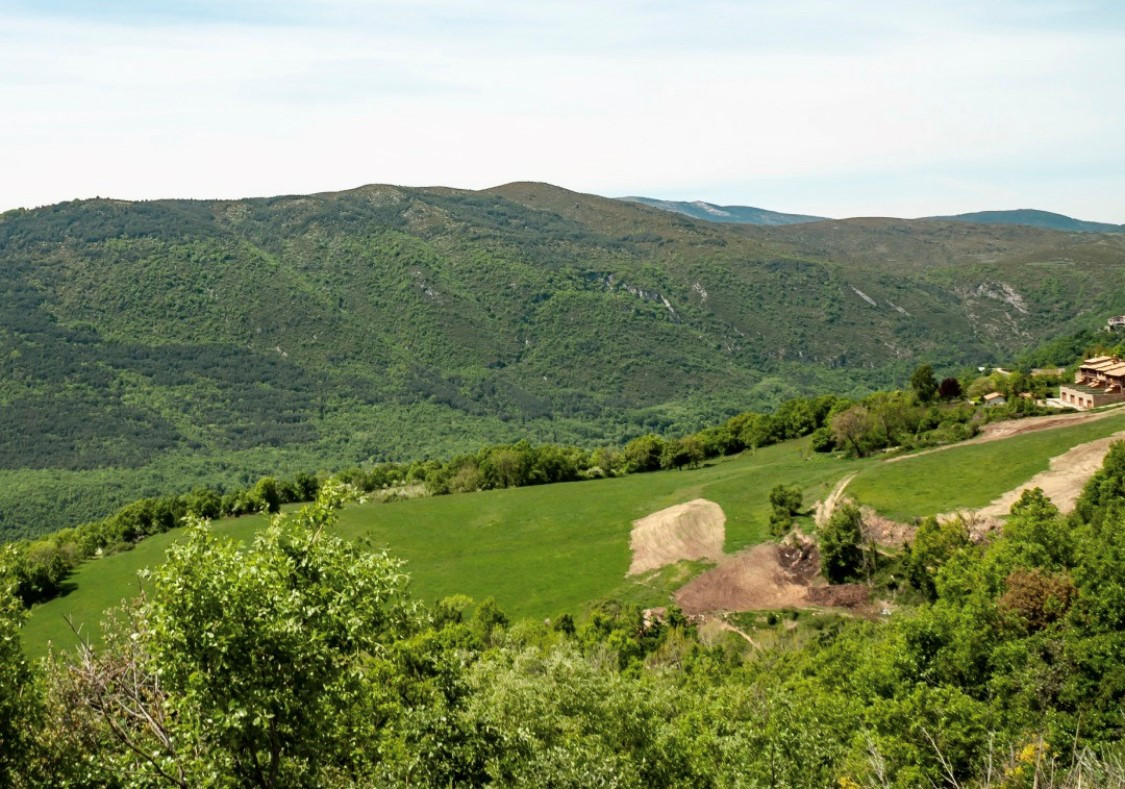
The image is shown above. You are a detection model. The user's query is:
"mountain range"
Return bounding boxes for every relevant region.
[619,197,1123,233]
[3,180,1125,535]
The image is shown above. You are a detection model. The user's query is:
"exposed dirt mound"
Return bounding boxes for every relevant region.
[675,544,806,614]
[806,584,870,607]
[628,498,726,576]
[675,532,825,614]
[860,506,916,547]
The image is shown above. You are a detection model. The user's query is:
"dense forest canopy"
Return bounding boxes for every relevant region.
[3,184,1125,537]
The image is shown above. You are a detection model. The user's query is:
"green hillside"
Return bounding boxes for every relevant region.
[23,438,859,657]
[26,409,1125,659]
[4,182,1125,537]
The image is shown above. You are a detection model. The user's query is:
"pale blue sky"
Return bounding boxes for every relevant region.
[2,0,1122,220]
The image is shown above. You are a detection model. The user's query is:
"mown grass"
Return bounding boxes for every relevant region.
[25,410,1125,660]
[848,411,1125,522]
[23,438,856,659]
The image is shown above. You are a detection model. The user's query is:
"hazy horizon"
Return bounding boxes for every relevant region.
[2,1,1123,222]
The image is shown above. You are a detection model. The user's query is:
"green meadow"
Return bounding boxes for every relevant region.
[849,410,1125,521]
[24,410,1125,660]
[23,439,857,658]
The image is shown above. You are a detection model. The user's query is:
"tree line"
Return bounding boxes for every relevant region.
[2,362,1067,614]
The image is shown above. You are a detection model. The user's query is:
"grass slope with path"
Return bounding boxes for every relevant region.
[23,439,856,658]
[847,409,1125,522]
[25,409,1125,659]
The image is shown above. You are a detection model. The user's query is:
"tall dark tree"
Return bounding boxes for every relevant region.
[910,364,939,403]
[938,377,963,401]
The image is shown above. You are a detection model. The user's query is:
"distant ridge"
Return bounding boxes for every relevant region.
[619,196,1122,235]
[618,196,827,226]
[923,209,1124,234]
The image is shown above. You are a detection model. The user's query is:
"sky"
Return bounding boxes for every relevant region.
[1,0,1123,220]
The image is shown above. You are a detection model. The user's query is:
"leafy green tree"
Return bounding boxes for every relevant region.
[809,426,835,453]
[292,471,320,502]
[907,516,970,600]
[820,503,864,583]
[768,484,803,536]
[250,476,282,514]
[184,487,221,519]
[0,580,40,785]
[661,436,704,470]
[124,483,412,785]
[623,434,665,473]
[910,363,939,403]
[1074,440,1125,528]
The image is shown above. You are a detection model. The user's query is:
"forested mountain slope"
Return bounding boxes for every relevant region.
[2,181,1125,535]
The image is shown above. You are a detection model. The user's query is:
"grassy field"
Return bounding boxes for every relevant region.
[847,411,1125,521]
[23,439,857,659]
[24,410,1125,660]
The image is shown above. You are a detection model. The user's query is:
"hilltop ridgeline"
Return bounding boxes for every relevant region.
[2,181,1125,534]
[620,195,1124,233]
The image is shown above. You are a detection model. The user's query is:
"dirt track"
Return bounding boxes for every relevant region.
[815,472,857,526]
[948,429,1125,523]
[628,499,726,576]
[884,404,1125,464]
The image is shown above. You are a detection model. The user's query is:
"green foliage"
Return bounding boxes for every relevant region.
[622,434,666,473]
[768,483,803,536]
[3,186,1125,539]
[112,484,410,784]
[819,503,863,583]
[910,363,938,403]
[907,517,970,600]
[0,583,38,785]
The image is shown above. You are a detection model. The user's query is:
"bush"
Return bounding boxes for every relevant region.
[820,503,864,583]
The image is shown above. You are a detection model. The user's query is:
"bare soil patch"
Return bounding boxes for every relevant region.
[675,532,868,614]
[675,543,808,614]
[860,506,915,548]
[806,584,870,607]
[628,498,726,576]
[940,430,1125,532]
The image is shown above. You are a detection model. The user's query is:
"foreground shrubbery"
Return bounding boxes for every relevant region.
[4,444,1125,786]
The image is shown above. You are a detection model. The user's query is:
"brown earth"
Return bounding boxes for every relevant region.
[859,506,916,548]
[675,532,868,614]
[627,498,726,576]
[806,584,870,607]
[675,543,808,614]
